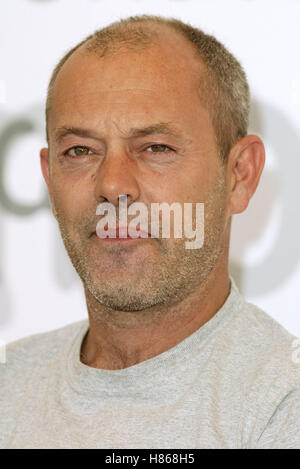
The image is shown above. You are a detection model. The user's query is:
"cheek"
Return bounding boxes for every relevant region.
[164,169,211,204]
[52,176,93,218]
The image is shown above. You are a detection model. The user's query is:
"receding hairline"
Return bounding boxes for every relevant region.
[45,21,217,150]
[46,20,209,118]
[45,15,250,161]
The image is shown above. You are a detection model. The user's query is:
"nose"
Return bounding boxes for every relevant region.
[94,148,140,207]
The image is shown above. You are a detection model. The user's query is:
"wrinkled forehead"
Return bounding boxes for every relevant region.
[47,34,208,135]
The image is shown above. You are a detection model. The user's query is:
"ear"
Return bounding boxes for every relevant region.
[227,134,265,216]
[40,147,57,219]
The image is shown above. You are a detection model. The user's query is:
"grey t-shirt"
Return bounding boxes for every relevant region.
[1,278,300,449]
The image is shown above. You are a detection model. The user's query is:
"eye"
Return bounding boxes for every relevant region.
[145,144,173,153]
[64,146,92,157]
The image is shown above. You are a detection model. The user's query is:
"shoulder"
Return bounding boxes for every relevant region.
[229,297,300,375]
[218,279,300,404]
[1,319,88,378]
[235,299,299,360]
[217,286,300,446]
[225,280,299,365]
[229,296,300,427]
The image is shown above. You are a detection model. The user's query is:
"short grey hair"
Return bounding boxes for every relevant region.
[46,14,250,161]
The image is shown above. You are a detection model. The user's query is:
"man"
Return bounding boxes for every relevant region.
[1,14,299,449]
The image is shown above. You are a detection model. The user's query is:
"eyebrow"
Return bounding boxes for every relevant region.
[54,122,184,144]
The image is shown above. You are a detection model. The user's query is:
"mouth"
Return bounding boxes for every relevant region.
[92,225,151,243]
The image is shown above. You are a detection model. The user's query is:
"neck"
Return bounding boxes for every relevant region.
[80,252,230,370]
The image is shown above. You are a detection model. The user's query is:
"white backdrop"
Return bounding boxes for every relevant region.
[1,0,300,344]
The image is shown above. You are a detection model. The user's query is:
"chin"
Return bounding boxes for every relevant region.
[86,280,160,312]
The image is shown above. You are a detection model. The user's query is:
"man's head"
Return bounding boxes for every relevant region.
[40,15,265,313]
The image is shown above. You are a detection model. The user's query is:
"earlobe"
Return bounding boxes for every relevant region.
[227,135,265,216]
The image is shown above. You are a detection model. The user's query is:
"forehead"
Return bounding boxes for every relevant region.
[48,30,209,134]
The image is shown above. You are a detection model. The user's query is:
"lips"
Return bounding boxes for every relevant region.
[95,225,150,239]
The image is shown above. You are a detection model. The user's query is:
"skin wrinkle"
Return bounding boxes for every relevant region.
[54,123,193,151]
[40,26,264,370]
[45,16,250,161]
